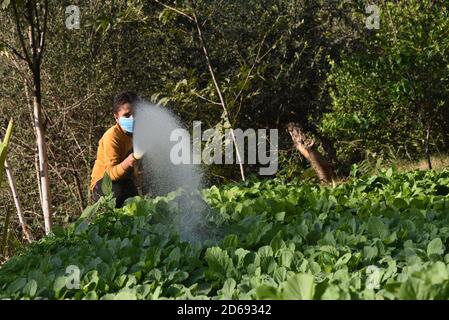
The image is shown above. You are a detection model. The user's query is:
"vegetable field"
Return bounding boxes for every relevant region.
[1,169,449,300]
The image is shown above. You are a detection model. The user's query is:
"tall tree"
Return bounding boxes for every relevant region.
[0,0,52,234]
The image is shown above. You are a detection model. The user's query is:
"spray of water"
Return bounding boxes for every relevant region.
[133,101,214,244]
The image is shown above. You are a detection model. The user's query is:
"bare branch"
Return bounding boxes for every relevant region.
[0,40,27,61]
[188,0,246,181]
[232,33,267,105]
[191,91,221,106]
[11,0,33,69]
[4,160,34,243]
[201,0,224,27]
[38,0,48,65]
[153,0,194,22]
[25,1,38,67]
[33,0,41,38]
[7,53,32,88]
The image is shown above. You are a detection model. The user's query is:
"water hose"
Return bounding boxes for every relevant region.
[133,153,144,195]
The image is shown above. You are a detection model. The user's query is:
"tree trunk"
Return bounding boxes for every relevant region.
[29,4,52,234]
[34,153,43,209]
[425,121,432,170]
[307,123,339,172]
[287,122,335,183]
[33,93,52,234]
[4,160,33,243]
[8,0,52,235]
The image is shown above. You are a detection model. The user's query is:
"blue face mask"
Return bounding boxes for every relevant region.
[118,116,134,133]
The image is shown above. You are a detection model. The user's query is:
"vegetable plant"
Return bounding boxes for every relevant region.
[1,168,449,299]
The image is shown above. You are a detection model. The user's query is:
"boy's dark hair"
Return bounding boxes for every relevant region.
[113,91,139,114]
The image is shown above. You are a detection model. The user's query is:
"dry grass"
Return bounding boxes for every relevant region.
[324,154,449,187]
[393,154,449,172]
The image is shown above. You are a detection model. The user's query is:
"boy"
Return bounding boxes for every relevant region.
[90,91,139,207]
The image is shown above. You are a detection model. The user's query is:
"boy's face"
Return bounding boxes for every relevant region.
[114,103,134,122]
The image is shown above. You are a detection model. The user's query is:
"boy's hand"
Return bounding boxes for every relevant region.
[121,153,137,171]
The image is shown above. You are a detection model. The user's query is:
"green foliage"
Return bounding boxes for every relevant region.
[100,172,113,197]
[1,119,14,258]
[1,169,449,299]
[322,0,449,166]
[0,119,13,185]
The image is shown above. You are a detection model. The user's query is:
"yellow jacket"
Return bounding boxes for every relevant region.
[90,123,133,191]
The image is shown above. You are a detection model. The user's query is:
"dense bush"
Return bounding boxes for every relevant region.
[321,0,449,165]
